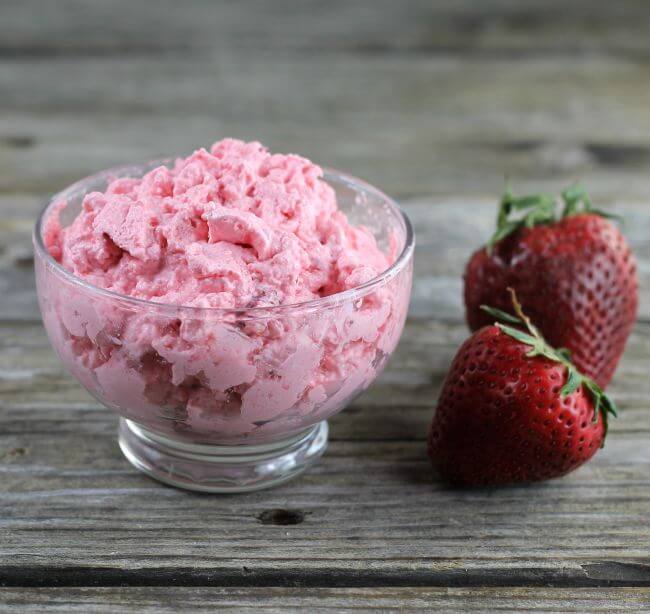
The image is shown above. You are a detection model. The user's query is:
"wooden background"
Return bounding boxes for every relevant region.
[1,1,650,611]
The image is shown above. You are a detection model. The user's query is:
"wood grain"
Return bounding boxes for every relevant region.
[0,587,648,613]
[3,2,650,200]
[4,57,650,199]
[3,1,650,55]
[1,0,650,609]
[1,316,649,587]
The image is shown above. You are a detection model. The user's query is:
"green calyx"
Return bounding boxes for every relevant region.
[486,183,622,254]
[481,289,617,443]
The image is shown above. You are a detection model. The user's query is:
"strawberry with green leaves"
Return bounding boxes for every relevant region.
[428,290,617,487]
[464,185,638,388]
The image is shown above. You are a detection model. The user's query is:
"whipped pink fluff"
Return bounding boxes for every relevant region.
[41,139,411,443]
[46,139,390,309]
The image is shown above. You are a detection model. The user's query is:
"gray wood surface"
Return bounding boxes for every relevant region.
[1,0,650,611]
[1,588,649,613]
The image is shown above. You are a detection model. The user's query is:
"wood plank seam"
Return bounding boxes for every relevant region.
[1,562,650,589]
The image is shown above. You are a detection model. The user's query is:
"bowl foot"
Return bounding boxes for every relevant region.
[118,418,328,493]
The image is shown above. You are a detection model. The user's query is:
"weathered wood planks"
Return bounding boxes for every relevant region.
[1,0,650,609]
[0,587,648,613]
[1,317,649,585]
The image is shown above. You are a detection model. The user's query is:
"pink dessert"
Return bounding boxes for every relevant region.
[39,139,411,443]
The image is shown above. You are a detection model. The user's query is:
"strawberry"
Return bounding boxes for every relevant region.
[428,290,617,487]
[464,185,638,388]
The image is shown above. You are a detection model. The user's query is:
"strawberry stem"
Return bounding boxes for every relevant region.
[480,289,618,443]
[486,183,622,254]
[561,184,593,217]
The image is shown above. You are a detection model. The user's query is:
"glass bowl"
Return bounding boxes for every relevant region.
[33,160,414,492]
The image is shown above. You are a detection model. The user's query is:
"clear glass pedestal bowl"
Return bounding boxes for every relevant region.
[33,161,414,492]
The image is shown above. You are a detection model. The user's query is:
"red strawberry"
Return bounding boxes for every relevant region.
[464,185,638,388]
[428,290,617,487]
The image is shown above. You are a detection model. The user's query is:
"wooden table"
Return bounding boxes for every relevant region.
[2,1,650,611]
